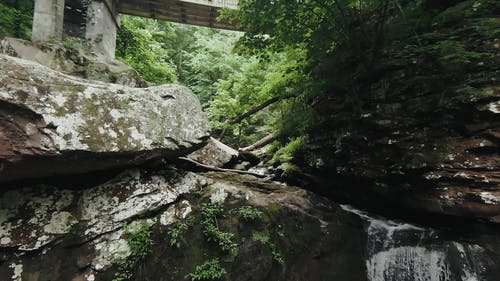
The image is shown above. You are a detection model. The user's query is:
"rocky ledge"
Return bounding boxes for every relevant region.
[0,55,210,183]
[0,167,369,281]
[1,167,500,281]
[0,37,147,88]
[297,0,500,223]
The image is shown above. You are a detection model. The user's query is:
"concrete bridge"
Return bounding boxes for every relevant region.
[32,0,239,59]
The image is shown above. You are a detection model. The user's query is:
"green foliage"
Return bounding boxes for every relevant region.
[251,230,270,243]
[434,0,499,27]
[63,36,91,51]
[252,231,284,265]
[191,186,205,197]
[0,0,33,40]
[207,48,314,147]
[116,16,178,85]
[113,13,320,151]
[271,248,285,265]
[112,221,154,281]
[181,29,245,105]
[201,203,238,253]
[270,137,305,165]
[223,0,396,63]
[217,0,396,150]
[189,258,227,281]
[114,14,317,149]
[437,40,483,65]
[168,217,194,248]
[234,206,263,222]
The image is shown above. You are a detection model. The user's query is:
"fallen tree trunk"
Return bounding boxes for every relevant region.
[239,133,274,153]
[178,157,266,178]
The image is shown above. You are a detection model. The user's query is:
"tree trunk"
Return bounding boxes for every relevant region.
[239,133,274,152]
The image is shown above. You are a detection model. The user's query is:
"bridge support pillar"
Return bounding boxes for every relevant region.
[32,0,65,42]
[85,0,119,59]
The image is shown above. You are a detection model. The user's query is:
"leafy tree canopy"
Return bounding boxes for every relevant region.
[0,0,33,40]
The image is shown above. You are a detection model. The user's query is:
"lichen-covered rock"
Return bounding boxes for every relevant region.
[0,37,148,87]
[1,168,499,281]
[0,55,211,183]
[0,167,366,281]
[0,168,204,252]
[187,137,239,167]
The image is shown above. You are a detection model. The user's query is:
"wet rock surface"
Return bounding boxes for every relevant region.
[1,168,499,281]
[0,168,368,281]
[0,55,211,183]
[299,1,500,223]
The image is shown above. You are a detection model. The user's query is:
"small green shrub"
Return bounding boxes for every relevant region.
[168,217,193,248]
[202,202,223,218]
[252,230,270,243]
[112,221,154,281]
[191,187,205,197]
[63,36,91,51]
[235,206,263,221]
[201,203,238,253]
[270,137,305,164]
[189,258,227,281]
[252,230,285,265]
[271,248,285,265]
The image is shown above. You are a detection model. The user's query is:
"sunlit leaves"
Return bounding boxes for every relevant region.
[116,16,178,85]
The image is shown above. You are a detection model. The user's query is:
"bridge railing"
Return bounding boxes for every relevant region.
[180,0,239,9]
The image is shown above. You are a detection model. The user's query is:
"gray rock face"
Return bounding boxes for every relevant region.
[187,137,239,167]
[1,169,499,281]
[0,167,207,279]
[0,37,148,87]
[0,55,211,183]
[0,167,366,281]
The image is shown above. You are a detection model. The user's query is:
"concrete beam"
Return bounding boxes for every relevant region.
[85,0,119,59]
[32,0,65,42]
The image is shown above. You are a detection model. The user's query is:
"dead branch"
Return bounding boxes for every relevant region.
[177,157,266,178]
[239,133,274,153]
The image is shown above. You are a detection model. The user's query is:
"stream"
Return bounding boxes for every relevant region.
[340,205,497,281]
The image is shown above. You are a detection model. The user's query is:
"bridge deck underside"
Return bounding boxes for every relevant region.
[118,0,239,30]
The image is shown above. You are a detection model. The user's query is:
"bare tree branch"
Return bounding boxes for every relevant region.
[178,157,266,178]
[239,133,274,152]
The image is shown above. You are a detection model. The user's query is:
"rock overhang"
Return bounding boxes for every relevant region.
[0,54,211,184]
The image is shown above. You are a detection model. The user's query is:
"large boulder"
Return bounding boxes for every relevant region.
[0,167,365,281]
[0,55,211,183]
[187,137,239,167]
[1,168,499,281]
[0,37,148,87]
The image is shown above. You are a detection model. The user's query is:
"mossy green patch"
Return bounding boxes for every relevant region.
[112,221,154,281]
[129,190,324,281]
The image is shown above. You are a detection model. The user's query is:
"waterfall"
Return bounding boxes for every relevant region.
[340,205,486,281]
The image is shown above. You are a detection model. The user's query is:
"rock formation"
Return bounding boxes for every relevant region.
[0,55,210,183]
[187,137,239,168]
[0,37,147,87]
[298,0,500,223]
[0,169,369,281]
[1,3,500,278]
[1,168,499,281]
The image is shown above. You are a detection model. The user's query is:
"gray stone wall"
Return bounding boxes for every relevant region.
[32,0,65,41]
[85,0,119,59]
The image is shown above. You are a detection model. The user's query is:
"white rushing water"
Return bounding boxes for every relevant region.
[340,205,485,281]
